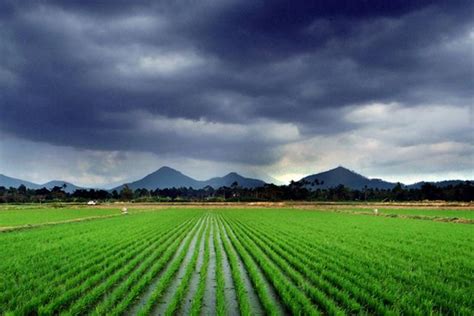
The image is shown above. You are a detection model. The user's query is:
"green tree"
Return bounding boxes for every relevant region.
[120,185,134,201]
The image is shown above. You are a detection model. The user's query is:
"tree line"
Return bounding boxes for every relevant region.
[0,181,472,203]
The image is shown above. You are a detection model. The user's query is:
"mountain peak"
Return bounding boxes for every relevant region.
[156,166,179,172]
[326,166,367,178]
[225,172,240,177]
[300,166,395,190]
[113,167,266,190]
[330,166,353,173]
[206,172,265,188]
[149,166,185,177]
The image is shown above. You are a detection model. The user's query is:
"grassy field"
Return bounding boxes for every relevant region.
[0,205,473,315]
[0,205,120,228]
[338,207,474,220]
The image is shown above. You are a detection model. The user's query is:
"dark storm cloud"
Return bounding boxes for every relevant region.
[0,0,472,165]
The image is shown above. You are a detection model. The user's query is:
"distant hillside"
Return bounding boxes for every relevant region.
[407,180,471,189]
[204,172,266,189]
[0,174,83,193]
[42,181,82,193]
[0,174,41,189]
[299,166,397,190]
[113,167,266,191]
[114,166,202,191]
[2,167,471,193]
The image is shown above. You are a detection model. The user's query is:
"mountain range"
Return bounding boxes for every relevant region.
[112,167,266,191]
[299,166,398,190]
[0,166,470,192]
[0,174,82,193]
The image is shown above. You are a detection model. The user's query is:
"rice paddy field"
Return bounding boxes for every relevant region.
[336,207,474,220]
[0,206,119,228]
[0,204,473,315]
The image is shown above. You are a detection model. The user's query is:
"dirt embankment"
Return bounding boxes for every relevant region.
[95,201,474,211]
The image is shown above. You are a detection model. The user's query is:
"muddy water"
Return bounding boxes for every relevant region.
[125,218,205,315]
[179,218,208,315]
[218,221,264,315]
[152,217,208,315]
[223,218,286,315]
[202,223,216,315]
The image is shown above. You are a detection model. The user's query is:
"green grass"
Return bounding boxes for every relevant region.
[0,205,472,315]
[213,218,227,316]
[189,221,211,315]
[217,218,252,315]
[136,217,206,316]
[0,207,119,227]
[220,216,317,315]
[90,219,195,315]
[341,207,474,219]
[165,218,208,315]
[65,218,195,315]
[221,208,474,314]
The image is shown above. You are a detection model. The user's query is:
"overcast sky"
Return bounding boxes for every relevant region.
[0,0,473,187]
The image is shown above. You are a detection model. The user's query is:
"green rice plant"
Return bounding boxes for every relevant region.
[272,223,462,314]
[216,219,252,316]
[89,219,197,315]
[220,208,474,315]
[165,218,209,315]
[106,217,205,316]
[65,218,196,315]
[226,212,401,314]
[189,219,211,316]
[219,216,318,316]
[136,216,207,316]
[217,217,283,315]
[233,218,362,313]
[1,207,473,315]
[0,207,119,227]
[212,218,227,316]
[12,220,171,314]
[248,221,392,314]
[38,228,172,314]
[226,217,345,315]
[1,211,200,314]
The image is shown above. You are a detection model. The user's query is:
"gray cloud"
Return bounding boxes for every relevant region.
[0,0,472,183]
